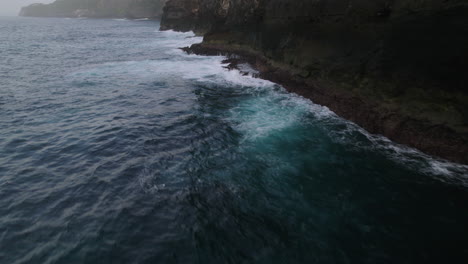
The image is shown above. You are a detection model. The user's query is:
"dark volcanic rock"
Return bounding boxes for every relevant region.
[159,0,201,32]
[163,0,468,164]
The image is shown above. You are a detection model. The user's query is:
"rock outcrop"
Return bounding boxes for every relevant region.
[161,0,468,164]
[20,0,167,19]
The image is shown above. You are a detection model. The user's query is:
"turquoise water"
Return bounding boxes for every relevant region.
[1,17,468,263]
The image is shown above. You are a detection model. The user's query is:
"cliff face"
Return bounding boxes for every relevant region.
[160,0,261,33]
[161,0,468,163]
[20,0,167,19]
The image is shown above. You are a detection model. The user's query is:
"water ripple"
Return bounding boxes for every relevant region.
[0,17,467,264]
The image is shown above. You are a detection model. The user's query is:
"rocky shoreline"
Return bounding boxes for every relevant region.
[159,0,468,164]
[19,0,468,163]
[181,42,468,164]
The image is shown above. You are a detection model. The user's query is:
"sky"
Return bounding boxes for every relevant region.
[0,0,54,16]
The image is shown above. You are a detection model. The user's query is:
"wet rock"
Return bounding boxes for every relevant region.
[162,0,468,163]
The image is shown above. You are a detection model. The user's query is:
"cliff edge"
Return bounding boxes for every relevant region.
[161,0,468,164]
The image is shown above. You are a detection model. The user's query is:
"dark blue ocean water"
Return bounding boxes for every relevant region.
[1,17,468,264]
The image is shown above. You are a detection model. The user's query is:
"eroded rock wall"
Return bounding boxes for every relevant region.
[161,0,468,163]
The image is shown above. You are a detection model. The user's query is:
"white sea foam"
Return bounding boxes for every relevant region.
[70,28,468,184]
[237,63,260,76]
[154,30,203,48]
[138,164,166,194]
[218,67,468,183]
[320,113,468,184]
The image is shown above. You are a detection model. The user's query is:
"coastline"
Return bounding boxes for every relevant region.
[18,0,468,164]
[182,43,468,164]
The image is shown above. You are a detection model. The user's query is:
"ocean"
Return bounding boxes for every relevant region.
[1,17,467,263]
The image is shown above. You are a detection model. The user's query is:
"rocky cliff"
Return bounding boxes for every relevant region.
[20,0,167,19]
[161,0,468,163]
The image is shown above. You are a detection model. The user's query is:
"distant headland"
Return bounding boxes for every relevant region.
[19,0,167,19]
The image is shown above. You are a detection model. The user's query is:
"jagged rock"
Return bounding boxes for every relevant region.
[161,0,468,163]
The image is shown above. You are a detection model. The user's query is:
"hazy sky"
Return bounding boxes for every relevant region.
[0,0,54,16]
